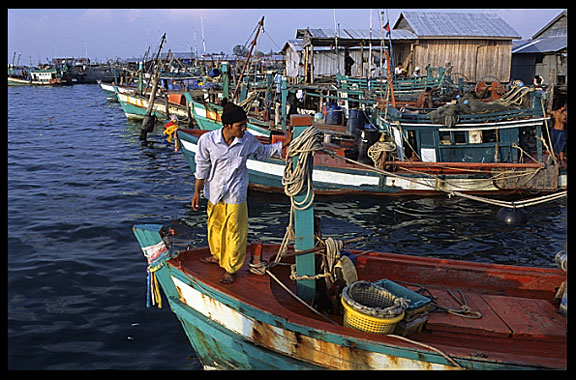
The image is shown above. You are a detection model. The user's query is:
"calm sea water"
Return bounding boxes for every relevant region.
[8,84,567,370]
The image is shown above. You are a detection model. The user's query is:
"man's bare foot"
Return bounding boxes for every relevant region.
[200,256,219,264]
[220,272,235,284]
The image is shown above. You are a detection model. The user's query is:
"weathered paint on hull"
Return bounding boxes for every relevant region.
[157,268,460,370]
[117,93,189,121]
[170,293,324,369]
[156,262,551,370]
[133,225,565,370]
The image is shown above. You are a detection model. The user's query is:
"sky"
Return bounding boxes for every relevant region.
[7,8,565,65]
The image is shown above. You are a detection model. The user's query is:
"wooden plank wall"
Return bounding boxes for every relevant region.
[410,39,512,83]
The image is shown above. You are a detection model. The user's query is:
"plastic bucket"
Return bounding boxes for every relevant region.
[325,105,342,125]
[347,108,366,135]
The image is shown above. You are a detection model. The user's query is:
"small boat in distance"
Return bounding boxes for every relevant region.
[8,66,73,86]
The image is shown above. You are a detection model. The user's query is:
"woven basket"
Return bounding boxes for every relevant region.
[341,281,409,334]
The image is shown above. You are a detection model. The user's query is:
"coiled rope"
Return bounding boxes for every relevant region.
[282,126,324,210]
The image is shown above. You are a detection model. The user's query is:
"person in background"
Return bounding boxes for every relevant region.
[191,99,293,283]
[344,48,355,76]
[274,72,284,126]
[415,87,433,109]
[297,61,304,83]
[549,103,567,165]
[394,63,406,78]
[533,75,545,90]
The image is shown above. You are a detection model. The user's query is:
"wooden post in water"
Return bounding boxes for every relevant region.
[281,77,287,131]
[290,114,316,302]
[139,34,166,144]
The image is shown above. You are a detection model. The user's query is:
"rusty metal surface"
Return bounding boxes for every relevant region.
[165,243,566,369]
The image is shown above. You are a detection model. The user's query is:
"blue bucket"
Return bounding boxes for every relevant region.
[325,105,342,125]
[347,108,366,135]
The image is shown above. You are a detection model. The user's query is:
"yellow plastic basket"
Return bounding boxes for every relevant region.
[341,296,405,334]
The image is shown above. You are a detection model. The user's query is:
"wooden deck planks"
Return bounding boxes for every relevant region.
[425,289,512,338]
[482,294,566,342]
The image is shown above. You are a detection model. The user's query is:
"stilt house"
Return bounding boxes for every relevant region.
[391,11,521,83]
[511,10,567,102]
[282,11,521,83]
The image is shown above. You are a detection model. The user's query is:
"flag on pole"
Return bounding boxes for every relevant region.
[384,21,390,37]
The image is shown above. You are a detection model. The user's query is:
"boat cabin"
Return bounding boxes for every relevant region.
[383,93,547,164]
[29,68,60,83]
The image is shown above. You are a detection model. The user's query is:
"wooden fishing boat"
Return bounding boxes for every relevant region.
[134,120,566,369]
[132,228,566,370]
[336,65,453,98]
[176,127,562,196]
[189,98,272,137]
[98,81,140,101]
[115,90,201,122]
[8,66,73,86]
[177,82,566,196]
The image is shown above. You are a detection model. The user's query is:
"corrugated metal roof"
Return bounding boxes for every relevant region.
[512,36,567,54]
[282,38,389,53]
[396,11,520,39]
[296,27,416,41]
[532,10,566,39]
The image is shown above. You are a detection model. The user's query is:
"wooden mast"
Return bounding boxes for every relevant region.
[231,16,265,102]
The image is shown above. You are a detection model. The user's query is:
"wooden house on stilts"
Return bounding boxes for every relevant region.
[511,10,567,108]
[282,11,521,84]
[391,12,521,83]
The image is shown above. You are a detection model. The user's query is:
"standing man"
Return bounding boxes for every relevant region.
[344,48,355,76]
[191,99,293,283]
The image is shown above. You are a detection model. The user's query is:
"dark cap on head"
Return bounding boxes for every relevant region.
[221,98,247,125]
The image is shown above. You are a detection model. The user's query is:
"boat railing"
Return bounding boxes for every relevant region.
[336,67,449,95]
[386,106,545,124]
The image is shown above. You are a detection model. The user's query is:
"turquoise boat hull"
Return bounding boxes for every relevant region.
[157,269,324,369]
[132,224,566,370]
[116,92,190,121]
[189,99,271,136]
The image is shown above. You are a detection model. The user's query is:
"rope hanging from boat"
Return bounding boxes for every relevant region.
[147,266,162,309]
[282,125,324,210]
[138,228,176,309]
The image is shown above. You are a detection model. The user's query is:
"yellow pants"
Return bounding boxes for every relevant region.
[207,201,248,274]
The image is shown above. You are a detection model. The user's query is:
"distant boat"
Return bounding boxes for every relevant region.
[74,64,116,84]
[8,66,73,86]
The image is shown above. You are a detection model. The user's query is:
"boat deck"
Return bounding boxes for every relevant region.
[169,243,566,369]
